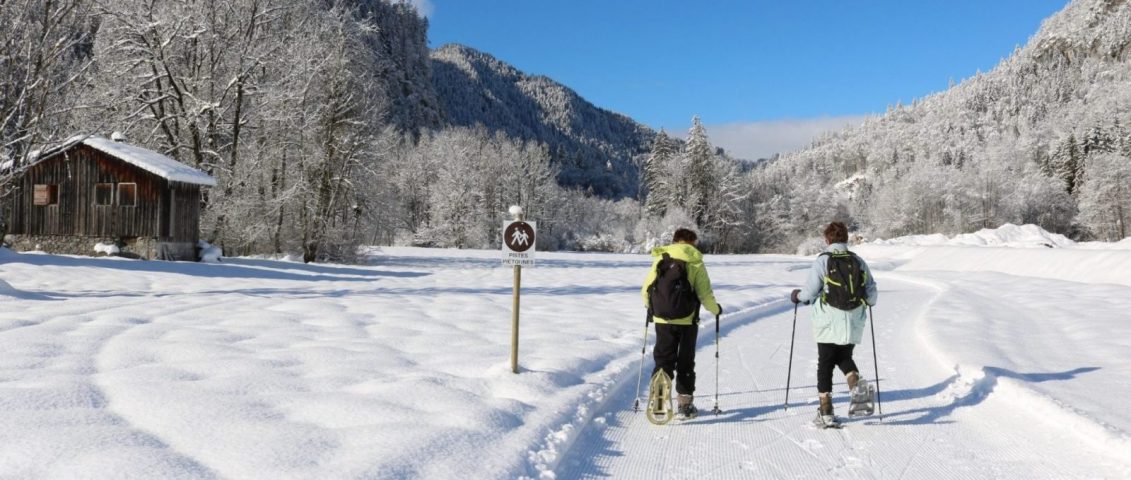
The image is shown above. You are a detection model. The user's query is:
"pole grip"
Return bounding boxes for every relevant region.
[715,312,720,357]
[642,310,651,354]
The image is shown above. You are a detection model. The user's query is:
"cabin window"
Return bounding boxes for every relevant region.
[34,184,58,206]
[95,183,113,205]
[118,183,137,206]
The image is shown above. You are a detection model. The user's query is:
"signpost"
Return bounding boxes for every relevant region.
[503,206,536,373]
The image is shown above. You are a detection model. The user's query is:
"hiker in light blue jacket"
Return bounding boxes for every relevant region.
[790,221,878,425]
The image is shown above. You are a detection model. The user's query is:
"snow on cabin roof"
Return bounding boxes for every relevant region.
[80,136,216,187]
[1,135,215,187]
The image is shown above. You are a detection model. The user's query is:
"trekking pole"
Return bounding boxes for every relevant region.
[785,302,798,411]
[711,311,722,414]
[633,310,652,412]
[869,306,883,417]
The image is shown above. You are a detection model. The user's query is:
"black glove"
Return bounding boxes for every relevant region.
[716,305,723,315]
[790,289,802,305]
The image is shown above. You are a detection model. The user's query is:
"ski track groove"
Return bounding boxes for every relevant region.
[553,274,1131,479]
[529,300,790,478]
[0,293,188,333]
[90,295,229,477]
[894,433,929,480]
[0,288,229,478]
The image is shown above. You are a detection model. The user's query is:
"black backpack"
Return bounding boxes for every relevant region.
[648,253,700,319]
[820,252,867,310]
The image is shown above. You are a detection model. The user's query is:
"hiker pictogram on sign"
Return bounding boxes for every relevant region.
[502,220,537,267]
[504,221,536,253]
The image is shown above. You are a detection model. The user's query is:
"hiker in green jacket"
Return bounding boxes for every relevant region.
[641,228,722,419]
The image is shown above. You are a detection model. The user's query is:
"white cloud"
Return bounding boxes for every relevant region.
[670,115,873,161]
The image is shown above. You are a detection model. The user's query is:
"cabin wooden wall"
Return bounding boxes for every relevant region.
[9,144,202,244]
[167,182,202,243]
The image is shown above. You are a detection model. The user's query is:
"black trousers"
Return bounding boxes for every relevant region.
[652,323,698,395]
[817,343,858,393]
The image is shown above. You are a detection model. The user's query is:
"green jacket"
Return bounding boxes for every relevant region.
[641,242,721,325]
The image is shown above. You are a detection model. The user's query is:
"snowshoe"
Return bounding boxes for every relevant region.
[812,411,843,429]
[646,370,674,425]
[848,378,876,417]
[813,392,842,429]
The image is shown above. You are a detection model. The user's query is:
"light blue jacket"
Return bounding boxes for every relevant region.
[797,243,878,345]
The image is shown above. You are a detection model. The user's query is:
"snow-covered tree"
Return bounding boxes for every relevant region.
[1013,171,1077,234]
[745,0,1131,248]
[0,0,95,162]
[642,129,677,218]
[683,116,715,227]
[408,126,558,249]
[701,152,749,252]
[0,0,97,235]
[1078,152,1131,241]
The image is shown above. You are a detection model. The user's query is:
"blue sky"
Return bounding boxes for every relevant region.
[416,0,1070,159]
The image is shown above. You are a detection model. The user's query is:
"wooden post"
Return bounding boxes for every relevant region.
[510,209,524,374]
[511,262,521,374]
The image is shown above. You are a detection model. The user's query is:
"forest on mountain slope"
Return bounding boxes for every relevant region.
[751,0,1131,248]
[2,0,1128,261]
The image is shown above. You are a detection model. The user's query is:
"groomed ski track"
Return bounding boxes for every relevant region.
[551,275,1131,479]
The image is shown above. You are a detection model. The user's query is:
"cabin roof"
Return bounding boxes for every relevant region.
[5,135,216,187]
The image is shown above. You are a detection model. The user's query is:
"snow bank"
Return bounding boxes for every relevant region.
[197,241,222,262]
[856,245,1131,287]
[951,223,1074,247]
[858,224,1131,286]
[1073,237,1131,250]
[870,223,1074,248]
[869,233,950,246]
[93,242,119,255]
[0,247,19,296]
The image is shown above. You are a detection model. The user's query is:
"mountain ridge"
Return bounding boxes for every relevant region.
[430,43,656,197]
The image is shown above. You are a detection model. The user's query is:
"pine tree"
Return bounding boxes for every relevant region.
[643,129,677,218]
[684,116,715,227]
[1054,134,1082,195]
[1082,124,1115,156]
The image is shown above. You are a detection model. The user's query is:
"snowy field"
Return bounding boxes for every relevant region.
[1,224,1130,479]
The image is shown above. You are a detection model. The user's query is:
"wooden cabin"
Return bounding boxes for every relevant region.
[2,135,215,260]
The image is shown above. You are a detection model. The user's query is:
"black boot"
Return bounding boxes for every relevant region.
[677,394,698,420]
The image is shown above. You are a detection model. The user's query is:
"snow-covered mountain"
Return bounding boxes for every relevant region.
[752,0,1131,245]
[430,44,656,197]
[350,0,446,132]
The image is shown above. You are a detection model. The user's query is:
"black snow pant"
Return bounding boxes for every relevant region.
[652,322,698,395]
[816,343,858,394]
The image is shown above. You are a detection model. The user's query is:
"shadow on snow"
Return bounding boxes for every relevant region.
[877,366,1100,426]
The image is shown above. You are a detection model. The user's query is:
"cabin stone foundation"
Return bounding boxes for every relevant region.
[3,234,196,261]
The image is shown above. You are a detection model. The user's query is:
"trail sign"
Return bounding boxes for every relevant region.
[502,220,536,266]
[504,208,534,374]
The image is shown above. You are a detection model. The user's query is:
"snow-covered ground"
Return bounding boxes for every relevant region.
[1,225,1129,478]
